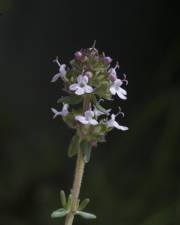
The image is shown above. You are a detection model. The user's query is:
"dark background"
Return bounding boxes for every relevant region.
[0,0,180,225]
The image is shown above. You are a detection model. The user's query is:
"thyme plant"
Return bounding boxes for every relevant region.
[50,41,128,225]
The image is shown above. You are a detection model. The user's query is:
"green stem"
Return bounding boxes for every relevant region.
[64,148,85,225]
[64,96,89,225]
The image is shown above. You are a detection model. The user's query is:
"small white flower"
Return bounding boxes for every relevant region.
[51,57,67,82]
[75,110,98,125]
[51,104,69,119]
[109,79,127,100]
[69,75,93,95]
[107,114,128,131]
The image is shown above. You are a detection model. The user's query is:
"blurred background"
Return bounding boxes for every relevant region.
[0,0,179,225]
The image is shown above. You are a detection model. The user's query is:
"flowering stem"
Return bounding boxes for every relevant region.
[64,149,85,225]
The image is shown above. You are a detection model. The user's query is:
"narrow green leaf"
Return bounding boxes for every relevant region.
[76,211,96,219]
[51,208,68,218]
[66,194,72,210]
[76,199,80,209]
[80,140,92,163]
[95,102,109,115]
[60,190,66,208]
[78,198,90,211]
[57,95,82,105]
[68,134,80,157]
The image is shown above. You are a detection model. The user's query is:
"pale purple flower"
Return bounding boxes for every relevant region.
[75,110,98,125]
[51,104,69,119]
[107,114,128,131]
[109,79,127,100]
[69,75,93,95]
[108,63,119,81]
[51,57,67,82]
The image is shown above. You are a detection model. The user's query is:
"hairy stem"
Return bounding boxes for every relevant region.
[64,148,85,225]
[64,96,89,225]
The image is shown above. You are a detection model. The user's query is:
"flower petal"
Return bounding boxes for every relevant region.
[51,108,58,114]
[77,75,84,83]
[51,73,61,82]
[69,83,79,91]
[84,85,93,93]
[106,119,114,128]
[113,121,128,131]
[59,64,66,73]
[75,115,88,124]
[117,89,127,100]
[75,87,85,95]
[118,87,127,95]
[89,119,98,125]
[109,86,116,95]
[85,110,94,119]
[63,104,69,111]
[114,79,123,87]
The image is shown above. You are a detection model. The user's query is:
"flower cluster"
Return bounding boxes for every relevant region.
[51,42,128,158]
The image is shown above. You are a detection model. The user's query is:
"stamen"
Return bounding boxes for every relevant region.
[53,56,61,67]
[98,98,104,104]
[116,107,125,117]
[122,73,128,86]
[91,40,96,49]
[114,61,120,70]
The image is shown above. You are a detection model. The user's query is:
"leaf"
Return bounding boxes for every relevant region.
[80,140,92,163]
[78,198,90,211]
[57,95,82,105]
[95,102,109,115]
[66,194,72,210]
[51,208,68,218]
[76,211,96,219]
[60,190,66,208]
[68,134,80,157]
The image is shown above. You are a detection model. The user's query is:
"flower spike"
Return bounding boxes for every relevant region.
[50,42,129,225]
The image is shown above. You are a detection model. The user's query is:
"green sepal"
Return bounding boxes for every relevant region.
[80,140,92,163]
[60,190,66,208]
[78,198,90,211]
[51,208,69,218]
[57,95,83,105]
[76,211,96,219]
[68,134,80,157]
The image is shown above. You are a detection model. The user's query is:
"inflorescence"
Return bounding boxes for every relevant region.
[51,42,128,154]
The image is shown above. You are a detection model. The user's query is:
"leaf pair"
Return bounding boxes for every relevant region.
[51,190,96,220]
[68,134,92,163]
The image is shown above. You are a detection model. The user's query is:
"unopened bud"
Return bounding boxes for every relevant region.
[74,51,83,60]
[85,71,93,79]
[104,56,112,64]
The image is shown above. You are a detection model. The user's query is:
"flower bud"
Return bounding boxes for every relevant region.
[85,71,93,79]
[104,56,112,64]
[74,51,83,60]
[109,74,117,81]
